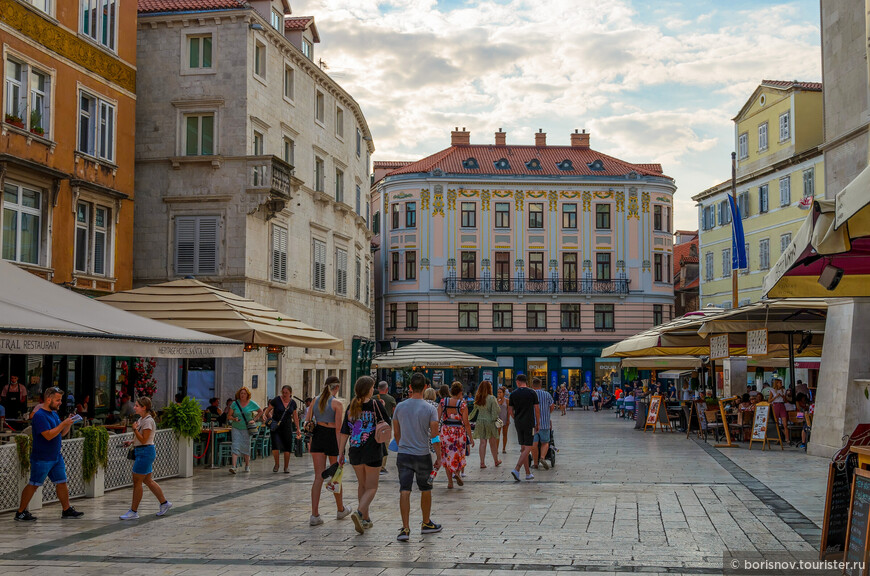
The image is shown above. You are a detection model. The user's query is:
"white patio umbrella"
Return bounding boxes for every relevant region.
[371,340,498,369]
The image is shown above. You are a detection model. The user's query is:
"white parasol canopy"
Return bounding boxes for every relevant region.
[371,340,498,369]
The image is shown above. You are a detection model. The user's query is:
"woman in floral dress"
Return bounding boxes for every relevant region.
[558,385,569,416]
[438,381,474,488]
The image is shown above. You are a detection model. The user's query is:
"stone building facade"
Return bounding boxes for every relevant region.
[135,0,374,404]
[372,128,676,391]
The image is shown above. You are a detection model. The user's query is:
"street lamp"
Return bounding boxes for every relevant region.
[390,336,398,355]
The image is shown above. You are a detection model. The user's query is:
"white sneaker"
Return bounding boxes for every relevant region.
[525,473,535,480]
[157,501,173,517]
[119,509,139,520]
[460,472,466,478]
[337,506,352,520]
[243,466,250,473]
[309,515,324,526]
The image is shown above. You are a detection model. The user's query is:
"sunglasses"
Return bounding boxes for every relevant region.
[45,387,64,396]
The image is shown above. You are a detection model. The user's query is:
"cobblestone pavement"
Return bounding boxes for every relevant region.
[0,409,830,576]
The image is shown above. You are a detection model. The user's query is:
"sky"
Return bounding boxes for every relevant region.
[301,0,822,231]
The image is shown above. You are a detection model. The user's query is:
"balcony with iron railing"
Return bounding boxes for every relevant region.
[444,277,630,296]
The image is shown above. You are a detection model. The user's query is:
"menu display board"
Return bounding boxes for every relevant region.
[821,455,857,559]
[844,469,870,576]
[749,402,782,451]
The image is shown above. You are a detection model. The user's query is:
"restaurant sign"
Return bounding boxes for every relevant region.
[746,328,768,356]
[0,335,242,358]
[710,334,730,360]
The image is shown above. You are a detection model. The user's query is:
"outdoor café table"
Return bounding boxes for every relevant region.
[200,426,231,467]
[666,402,686,431]
[103,424,127,434]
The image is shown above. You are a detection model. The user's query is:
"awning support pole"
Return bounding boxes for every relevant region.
[788,332,796,390]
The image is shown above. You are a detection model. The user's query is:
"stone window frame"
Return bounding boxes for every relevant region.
[173,99,223,158]
[180,27,218,76]
[253,35,267,85]
[3,47,57,141]
[282,60,295,104]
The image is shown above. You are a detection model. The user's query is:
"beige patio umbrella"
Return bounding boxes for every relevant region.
[371,340,498,369]
[98,279,343,349]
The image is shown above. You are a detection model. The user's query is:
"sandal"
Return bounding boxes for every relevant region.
[480,464,487,469]
[495,460,502,467]
[455,474,464,486]
[273,465,279,473]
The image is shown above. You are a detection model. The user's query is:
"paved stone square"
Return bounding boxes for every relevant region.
[0,410,829,576]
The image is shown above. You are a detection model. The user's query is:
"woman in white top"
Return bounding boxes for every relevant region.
[770,379,787,435]
[120,397,172,520]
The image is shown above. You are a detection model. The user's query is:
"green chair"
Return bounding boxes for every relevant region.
[193,440,206,466]
[216,441,233,467]
[258,431,272,456]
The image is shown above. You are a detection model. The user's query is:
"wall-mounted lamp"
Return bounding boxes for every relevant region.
[250,22,264,31]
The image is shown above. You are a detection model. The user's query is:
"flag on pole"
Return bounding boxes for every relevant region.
[728,195,747,270]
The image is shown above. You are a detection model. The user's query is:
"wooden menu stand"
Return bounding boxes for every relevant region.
[715,396,740,449]
[644,395,671,433]
[748,401,783,451]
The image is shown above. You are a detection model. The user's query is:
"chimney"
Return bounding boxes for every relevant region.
[451,126,470,146]
[535,129,546,147]
[495,128,506,146]
[571,129,590,148]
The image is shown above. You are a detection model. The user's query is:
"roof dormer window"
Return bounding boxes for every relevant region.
[587,159,605,171]
[556,159,574,171]
[271,9,283,31]
[525,159,542,170]
[302,38,312,60]
[494,158,510,170]
[462,157,479,170]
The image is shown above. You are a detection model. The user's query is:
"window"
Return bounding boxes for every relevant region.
[596,253,611,280]
[29,69,49,137]
[803,168,815,198]
[759,239,770,269]
[387,303,397,330]
[738,192,749,219]
[495,202,510,228]
[372,212,380,235]
[181,113,214,157]
[560,304,580,331]
[667,253,672,283]
[391,252,399,281]
[2,184,41,265]
[779,111,791,141]
[315,91,325,123]
[405,251,416,280]
[283,65,294,99]
[175,216,218,275]
[742,242,750,273]
[526,304,547,330]
[653,305,663,326]
[355,256,362,300]
[779,176,791,206]
[704,252,713,281]
[721,248,730,278]
[391,203,400,229]
[4,59,25,122]
[758,122,768,151]
[23,0,51,14]
[596,204,610,229]
[335,107,344,138]
[405,303,418,330]
[594,304,614,331]
[252,130,264,184]
[654,205,663,231]
[654,253,663,282]
[271,225,288,282]
[759,185,769,213]
[5,60,51,138]
[356,185,362,215]
[493,304,512,330]
[335,248,348,295]
[271,8,282,30]
[460,251,476,280]
[562,203,577,229]
[356,128,362,157]
[282,137,294,166]
[335,168,344,203]
[254,40,266,79]
[312,239,326,290]
[528,203,543,228]
[780,233,792,255]
[79,92,115,162]
[459,303,479,330]
[302,38,313,59]
[738,132,748,159]
[665,207,671,232]
[528,252,544,281]
[365,264,370,306]
[188,35,212,69]
[718,200,731,225]
[701,205,713,230]
[405,202,416,228]
[314,157,325,192]
[81,0,117,51]
[461,202,476,228]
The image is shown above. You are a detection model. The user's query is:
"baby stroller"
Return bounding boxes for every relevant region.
[528,429,557,469]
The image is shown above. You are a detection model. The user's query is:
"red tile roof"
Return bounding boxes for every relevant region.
[673,235,699,280]
[374,161,412,169]
[761,80,822,92]
[285,16,312,30]
[138,0,247,13]
[384,145,672,180]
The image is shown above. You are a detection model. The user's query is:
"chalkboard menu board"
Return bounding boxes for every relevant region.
[844,469,870,576]
[821,455,857,559]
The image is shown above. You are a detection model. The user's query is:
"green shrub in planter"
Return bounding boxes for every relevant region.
[81,426,109,482]
[161,396,202,439]
[15,435,31,474]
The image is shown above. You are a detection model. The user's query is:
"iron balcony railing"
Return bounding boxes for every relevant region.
[444,277,630,295]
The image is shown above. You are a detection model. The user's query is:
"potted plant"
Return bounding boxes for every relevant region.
[161,396,203,440]
[5,113,24,129]
[29,109,43,136]
[81,426,109,482]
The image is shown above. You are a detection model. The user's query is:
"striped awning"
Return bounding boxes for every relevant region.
[372,340,498,369]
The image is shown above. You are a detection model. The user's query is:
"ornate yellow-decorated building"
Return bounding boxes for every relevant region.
[372,128,677,391]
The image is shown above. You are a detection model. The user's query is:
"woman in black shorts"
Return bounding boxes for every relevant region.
[338,376,391,534]
[307,376,350,526]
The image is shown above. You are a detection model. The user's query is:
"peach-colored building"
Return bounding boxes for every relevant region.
[372,128,677,390]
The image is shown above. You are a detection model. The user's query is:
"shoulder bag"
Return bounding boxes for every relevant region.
[372,400,392,444]
[236,401,259,432]
[303,403,317,434]
[269,399,290,433]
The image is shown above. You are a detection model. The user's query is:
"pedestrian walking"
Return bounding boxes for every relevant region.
[531,378,554,470]
[580,383,591,410]
[339,376,391,534]
[393,372,443,542]
[497,387,510,454]
[120,397,172,520]
[225,386,262,474]
[558,384,568,416]
[14,387,84,521]
[508,375,539,482]
[470,380,501,468]
[376,381,397,475]
[308,376,351,526]
[264,385,301,474]
[437,382,474,488]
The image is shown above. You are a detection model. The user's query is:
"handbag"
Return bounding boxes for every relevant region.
[372,399,392,444]
[269,399,291,433]
[495,418,504,429]
[235,401,258,432]
[126,446,136,460]
[294,434,304,457]
[303,405,317,434]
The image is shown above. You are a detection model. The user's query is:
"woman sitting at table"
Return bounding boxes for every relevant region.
[738,394,753,412]
[76,395,90,417]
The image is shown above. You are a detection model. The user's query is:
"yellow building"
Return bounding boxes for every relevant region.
[693,80,823,308]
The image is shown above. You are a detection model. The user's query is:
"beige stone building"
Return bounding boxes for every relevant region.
[134,0,374,405]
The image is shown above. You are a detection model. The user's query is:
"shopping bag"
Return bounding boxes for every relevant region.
[326,465,344,494]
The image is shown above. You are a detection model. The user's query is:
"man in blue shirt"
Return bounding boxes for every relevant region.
[531,378,555,470]
[15,387,84,522]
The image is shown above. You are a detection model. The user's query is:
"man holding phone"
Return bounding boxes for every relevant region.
[15,387,84,522]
